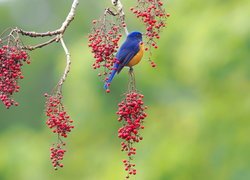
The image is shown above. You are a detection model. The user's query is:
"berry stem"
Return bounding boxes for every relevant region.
[111,0,129,35]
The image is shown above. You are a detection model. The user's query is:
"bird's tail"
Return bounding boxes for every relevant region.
[104,64,118,89]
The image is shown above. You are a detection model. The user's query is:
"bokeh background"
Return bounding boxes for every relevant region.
[0,0,250,179]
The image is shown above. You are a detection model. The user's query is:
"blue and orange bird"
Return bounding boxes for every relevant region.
[104,31,144,89]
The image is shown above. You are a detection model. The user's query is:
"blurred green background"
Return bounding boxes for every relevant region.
[0,0,250,179]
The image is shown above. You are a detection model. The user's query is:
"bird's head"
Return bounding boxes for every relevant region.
[127,31,143,42]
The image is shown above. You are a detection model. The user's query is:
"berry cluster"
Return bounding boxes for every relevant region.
[117,92,147,179]
[50,143,66,170]
[88,15,122,80]
[0,44,29,108]
[131,0,170,66]
[45,93,74,137]
[45,93,74,169]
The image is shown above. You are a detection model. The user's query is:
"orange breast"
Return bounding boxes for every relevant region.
[127,43,144,67]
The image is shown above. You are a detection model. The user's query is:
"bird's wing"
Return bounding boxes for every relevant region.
[116,40,140,73]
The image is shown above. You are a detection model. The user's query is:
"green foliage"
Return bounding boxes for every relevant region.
[0,0,250,179]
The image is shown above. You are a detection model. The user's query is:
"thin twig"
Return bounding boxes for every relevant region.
[105,8,118,16]
[22,37,58,51]
[59,0,79,34]
[16,0,79,37]
[0,27,12,38]
[128,68,136,92]
[58,37,71,92]
[5,0,79,52]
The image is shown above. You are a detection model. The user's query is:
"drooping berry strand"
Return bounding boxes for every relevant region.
[117,91,147,179]
[0,44,29,108]
[131,0,170,65]
[45,92,74,169]
[50,143,66,170]
[88,13,123,81]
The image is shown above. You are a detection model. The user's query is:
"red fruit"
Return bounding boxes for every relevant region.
[106,89,111,93]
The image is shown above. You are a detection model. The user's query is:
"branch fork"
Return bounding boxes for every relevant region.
[2,0,79,92]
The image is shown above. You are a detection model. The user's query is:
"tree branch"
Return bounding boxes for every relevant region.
[59,0,79,34]
[0,0,79,93]
[16,0,79,37]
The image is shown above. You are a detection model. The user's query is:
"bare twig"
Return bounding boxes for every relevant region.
[7,0,79,52]
[16,0,79,37]
[22,36,58,51]
[59,0,79,34]
[58,37,71,92]
[105,8,118,16]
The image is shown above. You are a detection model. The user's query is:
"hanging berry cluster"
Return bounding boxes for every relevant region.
[130,0,170,66]
[0,37,30,108]
[50,143,66,170]
[117,91,147,178]
[88,12,124,81]
[44,92,74,169]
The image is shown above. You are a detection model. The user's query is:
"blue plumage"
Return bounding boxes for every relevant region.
[104,31,142,90]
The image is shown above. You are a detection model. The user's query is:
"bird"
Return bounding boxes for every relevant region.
[104,31,144,90]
